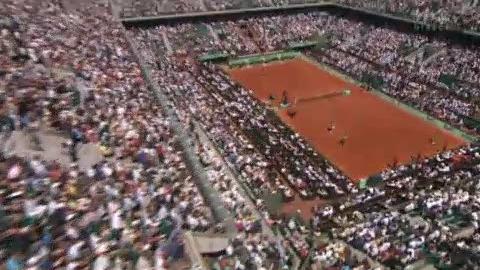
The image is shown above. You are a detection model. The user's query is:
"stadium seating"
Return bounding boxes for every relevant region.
[3,1,480,269]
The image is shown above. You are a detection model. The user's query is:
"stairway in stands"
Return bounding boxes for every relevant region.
[161,31,173,54]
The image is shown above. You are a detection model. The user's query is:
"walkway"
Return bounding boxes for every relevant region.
[191,116,301,269]
[207,24,219,44]
[161,31,173,54]
[5,128,103,171]
[124,30,233,225]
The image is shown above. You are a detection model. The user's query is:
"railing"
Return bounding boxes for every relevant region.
[228,50,300,67]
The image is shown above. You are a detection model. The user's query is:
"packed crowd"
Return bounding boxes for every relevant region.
[4,1,480,269]
[118,0,480,35]
[0,0,220,269]
[339,0,480,33]
[2,1,296,270]
[117,0,325,17]
[314,144,480,268]
[189,120,290,269]
[310,242,375,269]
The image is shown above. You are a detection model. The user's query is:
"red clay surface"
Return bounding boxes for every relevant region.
[227,58,466,181]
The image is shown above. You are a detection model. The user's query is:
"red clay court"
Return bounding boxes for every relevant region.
[227,57,467,181]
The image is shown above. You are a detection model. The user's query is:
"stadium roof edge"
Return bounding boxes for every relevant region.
[120,2,334,26]
[120,2,480,45]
